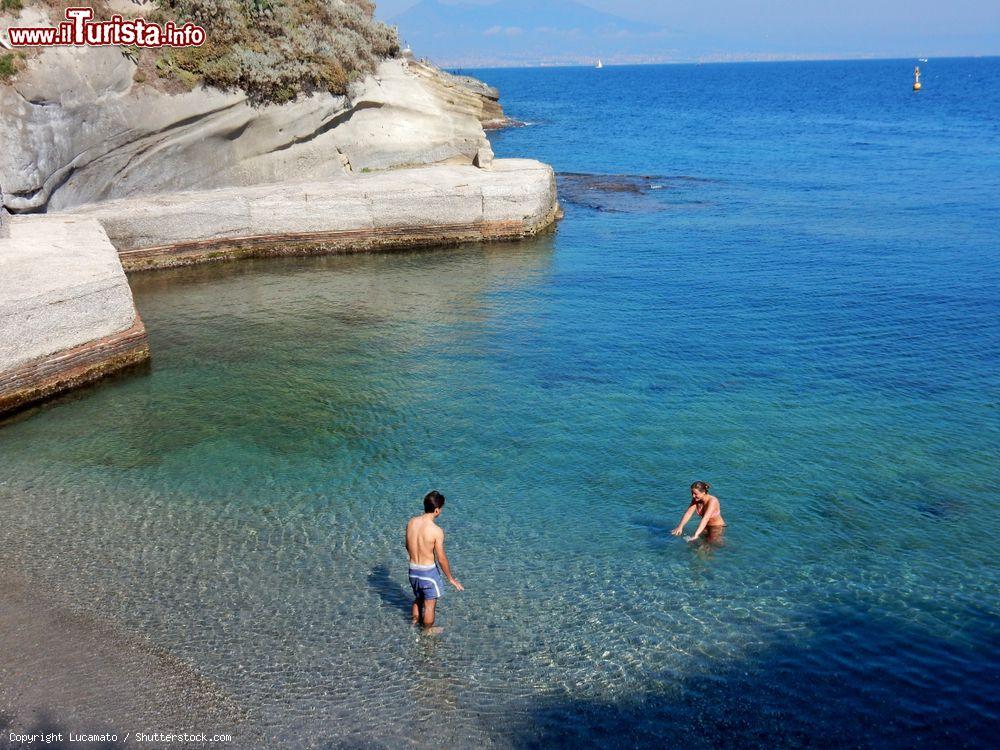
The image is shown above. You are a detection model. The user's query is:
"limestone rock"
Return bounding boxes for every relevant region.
[444,71,512,129]
[0,216,149,415]
[407,61,515,130]
[474,146,495,171]
[0,42,497,213]
[70,159,559,270]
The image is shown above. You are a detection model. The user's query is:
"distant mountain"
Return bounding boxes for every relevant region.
[390,0,688,67]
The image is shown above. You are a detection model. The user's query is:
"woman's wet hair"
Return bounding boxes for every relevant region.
[424,490,446,513]
[690,481,711,493]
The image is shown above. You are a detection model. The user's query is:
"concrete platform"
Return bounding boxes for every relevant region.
[0,216,149,417]
[73,159,560,271]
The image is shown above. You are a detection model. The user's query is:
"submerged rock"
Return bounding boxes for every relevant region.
[557,172,714,213]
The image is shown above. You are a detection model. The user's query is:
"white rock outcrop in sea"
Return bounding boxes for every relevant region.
[0,12,497,213]
[71,159,558,270]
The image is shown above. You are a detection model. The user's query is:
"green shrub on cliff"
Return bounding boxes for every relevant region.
[0,54,16,82]
[1,0,24,14]
[154,0,399,104]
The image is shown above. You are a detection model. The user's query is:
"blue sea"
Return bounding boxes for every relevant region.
[1,59,998,747]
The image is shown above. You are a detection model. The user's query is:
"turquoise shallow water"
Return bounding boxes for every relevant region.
[1,59,998,747]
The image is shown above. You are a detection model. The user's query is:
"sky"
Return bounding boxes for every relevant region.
[376,0,1000,61]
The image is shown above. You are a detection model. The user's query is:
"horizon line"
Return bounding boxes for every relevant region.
[425,53,1000,71]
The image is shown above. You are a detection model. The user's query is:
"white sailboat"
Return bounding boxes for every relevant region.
[595,58,603,69]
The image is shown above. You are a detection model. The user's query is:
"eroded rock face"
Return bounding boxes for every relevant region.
[0,23,497,213]
[408,61,513,130]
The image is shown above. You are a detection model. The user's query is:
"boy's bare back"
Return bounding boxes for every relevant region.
[406,514,442,567]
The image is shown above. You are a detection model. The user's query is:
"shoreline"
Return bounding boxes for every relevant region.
[0,567,249,749]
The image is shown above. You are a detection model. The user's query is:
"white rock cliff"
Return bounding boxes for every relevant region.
[0,13,497,213]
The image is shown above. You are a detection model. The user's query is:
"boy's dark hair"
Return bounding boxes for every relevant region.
[423,490,446,513]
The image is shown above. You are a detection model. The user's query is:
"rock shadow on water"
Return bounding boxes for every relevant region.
[0,359,152,433]
[497,606,998,750]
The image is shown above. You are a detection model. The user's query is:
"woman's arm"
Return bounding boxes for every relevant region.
[686,498,718,541]
[671,504,697,536]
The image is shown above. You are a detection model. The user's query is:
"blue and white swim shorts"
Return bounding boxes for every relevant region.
[408,562,444,600]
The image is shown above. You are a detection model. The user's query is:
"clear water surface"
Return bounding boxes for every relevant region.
[1,59,998,748]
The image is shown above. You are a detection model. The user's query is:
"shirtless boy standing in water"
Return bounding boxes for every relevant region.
[406,491,463,631]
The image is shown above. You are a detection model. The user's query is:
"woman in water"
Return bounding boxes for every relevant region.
[671,481,726,543]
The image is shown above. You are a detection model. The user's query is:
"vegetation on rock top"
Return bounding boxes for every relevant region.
[153,0,399,103]
[3,1,399,104]
[0,53,17,82]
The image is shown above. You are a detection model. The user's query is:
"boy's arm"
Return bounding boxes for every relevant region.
[435,533,464,591]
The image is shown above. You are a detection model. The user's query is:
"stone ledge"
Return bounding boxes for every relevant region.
[0,317,150,418]
[71,159,560,271]
[0,215,149,418]
[116,213,558,272]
